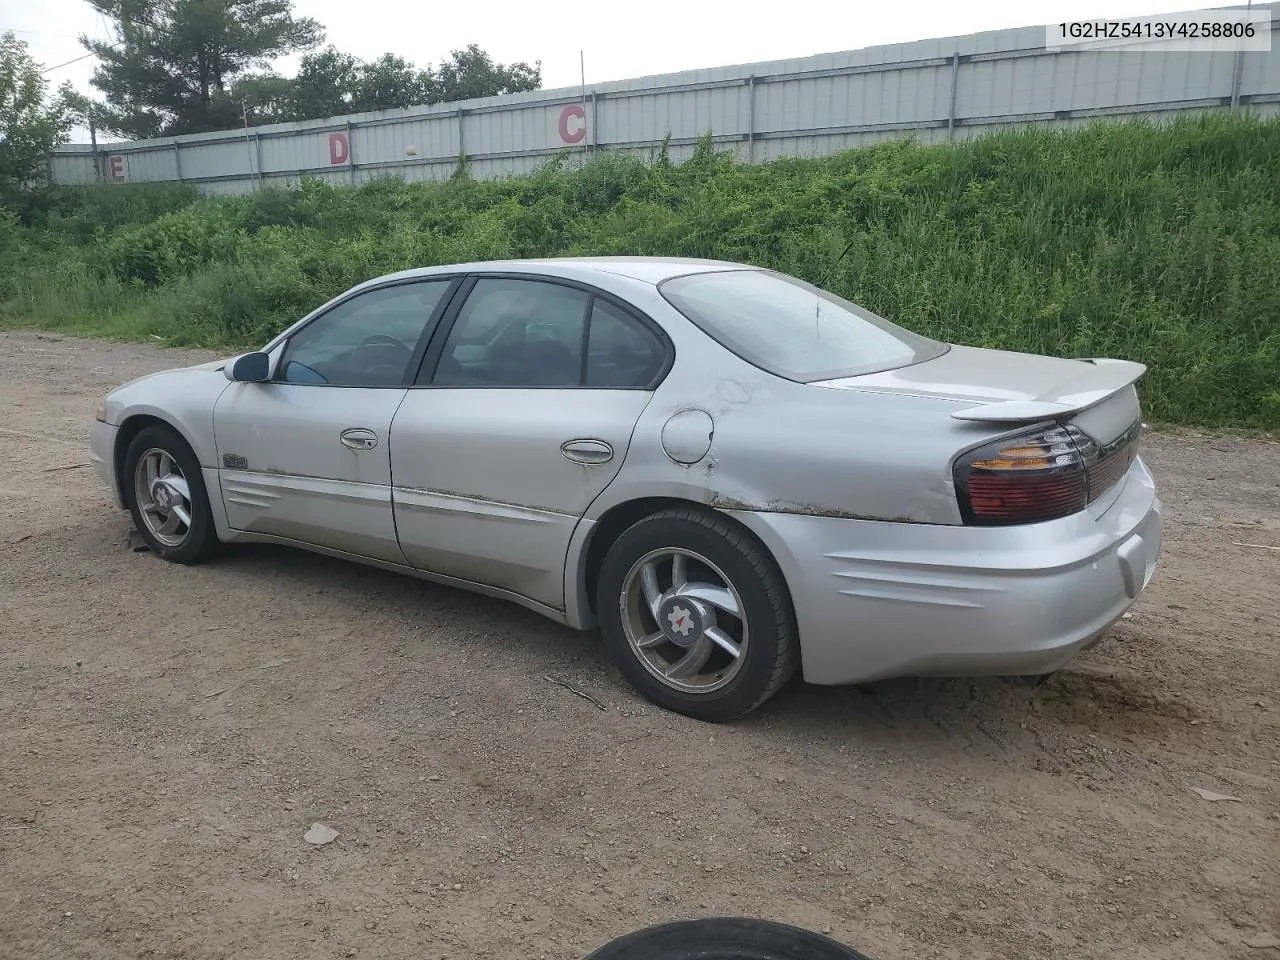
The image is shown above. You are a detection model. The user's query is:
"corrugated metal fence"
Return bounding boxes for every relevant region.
[50,5,1280,194]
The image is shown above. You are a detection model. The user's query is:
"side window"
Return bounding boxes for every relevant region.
[586,299,667,388]
[432,278,590,387]
[280,281,450,387]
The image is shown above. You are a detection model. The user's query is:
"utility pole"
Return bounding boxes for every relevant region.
[241,100,259,188]
[89,116,101,182]
[1230,0,1254,110]
[580,50,588,158]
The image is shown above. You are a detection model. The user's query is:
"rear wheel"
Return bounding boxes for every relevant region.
[123,424,218,564]
[596,508,798,722]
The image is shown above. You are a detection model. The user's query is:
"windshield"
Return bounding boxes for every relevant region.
[659,269,947,381]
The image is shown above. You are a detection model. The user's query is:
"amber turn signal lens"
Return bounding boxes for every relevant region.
[955,426,1088,525]
[955,422,1140,526]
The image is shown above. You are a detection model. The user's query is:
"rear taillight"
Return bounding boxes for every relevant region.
[955,425,1091,525]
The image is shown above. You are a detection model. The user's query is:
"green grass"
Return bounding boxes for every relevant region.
[2,115,1278,427]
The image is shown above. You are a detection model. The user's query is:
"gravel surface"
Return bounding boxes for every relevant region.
[1,330,1277,960]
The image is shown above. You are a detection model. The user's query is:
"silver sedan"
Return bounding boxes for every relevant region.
[90,258,1161,721]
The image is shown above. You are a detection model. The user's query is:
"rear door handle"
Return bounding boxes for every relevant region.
[561,439,614,464]
[340,428,379,450]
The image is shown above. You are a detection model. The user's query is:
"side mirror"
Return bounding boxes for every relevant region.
[225,352,271,382]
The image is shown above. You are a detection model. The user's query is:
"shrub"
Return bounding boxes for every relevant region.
[2,114,1277,427]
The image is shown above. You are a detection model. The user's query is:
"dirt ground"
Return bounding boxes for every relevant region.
[0,329,1276,960]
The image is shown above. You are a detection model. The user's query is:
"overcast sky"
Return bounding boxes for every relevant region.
[5,0,1219,142]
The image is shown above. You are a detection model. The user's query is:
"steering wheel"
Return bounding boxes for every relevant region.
[351,334,414,383]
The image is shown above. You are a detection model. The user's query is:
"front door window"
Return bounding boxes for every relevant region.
[280,281,451,387]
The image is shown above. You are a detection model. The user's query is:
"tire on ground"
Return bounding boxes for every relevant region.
[583,917,873,960]
[595,507,799,722]
[122,423,219,565]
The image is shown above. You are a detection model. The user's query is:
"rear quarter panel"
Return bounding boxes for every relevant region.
[580,286,1001,528]
[566,285,1017,626]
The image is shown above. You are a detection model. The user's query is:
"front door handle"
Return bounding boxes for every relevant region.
[340,428,379,451]
[561,439,614,464]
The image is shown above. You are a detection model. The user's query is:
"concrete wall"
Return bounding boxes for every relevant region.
[51,4,1280,193]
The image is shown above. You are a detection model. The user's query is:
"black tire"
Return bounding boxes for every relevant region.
[122,424,219,565]
[583,918,871,960]
[596,507,799,722]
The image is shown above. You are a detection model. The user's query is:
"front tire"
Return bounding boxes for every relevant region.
[596,507,799,722]
[123,424,218,565]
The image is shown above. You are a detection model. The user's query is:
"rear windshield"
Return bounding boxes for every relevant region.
[659,269,947,381]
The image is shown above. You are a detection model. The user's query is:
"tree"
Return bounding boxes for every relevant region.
[289,47,433,120]
[433,45,540,103]
[278,45,540,123]
[213,48,437,128]
[277,44,541,122]
[350,54,432,114]
[287,46,359,121]
[82,0,323,138]
[222,71,292,126]
[0,32,76,206]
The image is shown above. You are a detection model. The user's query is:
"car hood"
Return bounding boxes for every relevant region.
[187,358,231,372]
[106,357,228,398]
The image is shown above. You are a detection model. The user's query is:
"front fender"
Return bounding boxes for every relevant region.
[106,368,231,470]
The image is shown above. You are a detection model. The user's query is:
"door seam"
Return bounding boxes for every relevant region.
[387,387,414,557]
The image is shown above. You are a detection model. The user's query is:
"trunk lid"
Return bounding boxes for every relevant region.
[817,344,1148,519]
[815,345,1145,444]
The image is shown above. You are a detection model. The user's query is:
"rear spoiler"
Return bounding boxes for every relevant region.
[951,358,1147,423]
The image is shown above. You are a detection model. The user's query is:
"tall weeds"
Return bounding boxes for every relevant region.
[2,116,1277,427]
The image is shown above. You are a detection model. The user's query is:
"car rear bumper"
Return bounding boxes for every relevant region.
[729,456,1162,685]
[89,420,122,507]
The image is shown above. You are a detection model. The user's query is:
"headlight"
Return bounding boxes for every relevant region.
[94,401,108,423]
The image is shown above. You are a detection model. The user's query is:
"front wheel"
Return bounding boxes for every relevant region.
[596,508,799,722]
[123,424,218,565]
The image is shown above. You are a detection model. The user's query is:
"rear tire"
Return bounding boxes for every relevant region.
[596,507,799,722]
[123,424,218,565]
[583,918,871,960]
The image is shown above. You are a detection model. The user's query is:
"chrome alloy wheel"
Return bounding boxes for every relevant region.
[619,547,749,694]
[133,447,194,547]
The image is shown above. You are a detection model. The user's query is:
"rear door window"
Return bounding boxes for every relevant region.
[586,299,667,388]
[428,278,670,389]
[431,278,589,387]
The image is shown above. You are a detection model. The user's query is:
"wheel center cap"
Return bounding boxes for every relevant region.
[152,481,174,511]
[659,597,707,648]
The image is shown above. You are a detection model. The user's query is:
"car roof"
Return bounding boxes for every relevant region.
[366,257,757,287]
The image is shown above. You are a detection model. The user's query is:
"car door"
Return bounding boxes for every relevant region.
[390,276,672,609]
[214,278,456,563]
